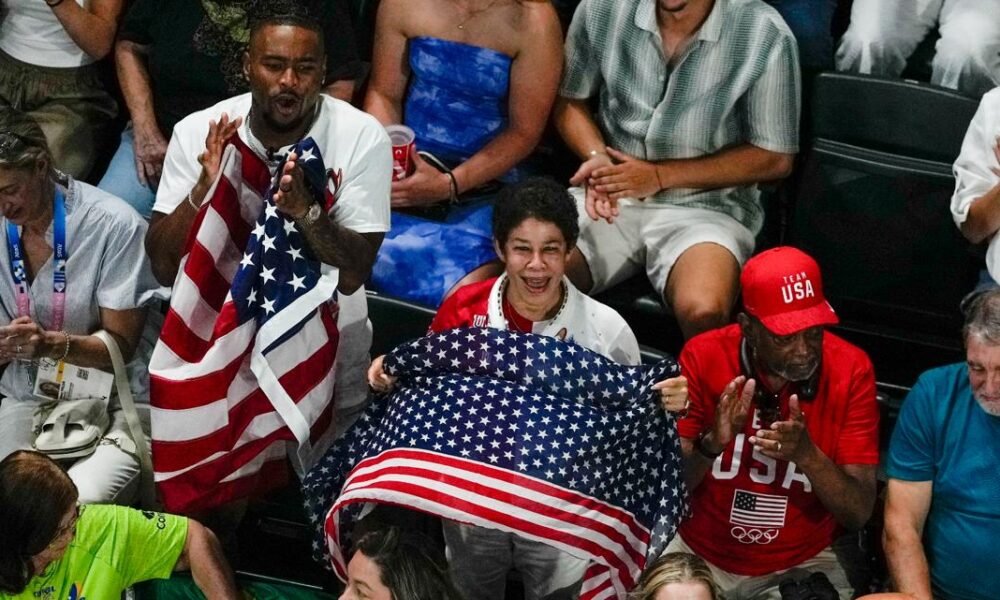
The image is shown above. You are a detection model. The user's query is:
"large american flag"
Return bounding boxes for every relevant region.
[303,328,688,599]
[149,137,340,513]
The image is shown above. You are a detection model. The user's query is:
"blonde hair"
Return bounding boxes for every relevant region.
[629,552,720,600]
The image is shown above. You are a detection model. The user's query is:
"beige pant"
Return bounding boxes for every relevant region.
[664,533,854,600]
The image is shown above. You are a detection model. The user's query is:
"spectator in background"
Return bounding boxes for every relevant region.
[364,0,563,308]
[0,450,240,600]
[0,0,123,180]
[99,0,362,219]
[339,527,463,600]
[554,0,799,341]
[951,86,1000,290]
[882,290,1000,600]
[630,552,720,600]
[836,0,1000,98]
[0,112,160,503]
[670,247,879,599]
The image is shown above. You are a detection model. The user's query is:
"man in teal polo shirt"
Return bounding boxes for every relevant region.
[883,289,1000,600]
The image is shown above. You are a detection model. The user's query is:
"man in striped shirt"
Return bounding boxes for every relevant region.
[554,0,800,340]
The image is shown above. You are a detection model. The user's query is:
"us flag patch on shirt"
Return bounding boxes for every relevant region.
[729,489,788,543]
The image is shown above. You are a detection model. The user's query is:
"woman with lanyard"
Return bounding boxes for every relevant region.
[0,113,161,503]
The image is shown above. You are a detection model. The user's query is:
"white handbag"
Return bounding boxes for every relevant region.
[31,331,156,508]
[32,395,110,459]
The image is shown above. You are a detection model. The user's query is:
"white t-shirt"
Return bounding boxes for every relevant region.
[952,87,1000,280]
[431,274,642,366]
[0,0,94,67]
[155,92,393,416]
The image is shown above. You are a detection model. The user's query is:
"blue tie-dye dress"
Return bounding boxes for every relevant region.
[370,36,526,308]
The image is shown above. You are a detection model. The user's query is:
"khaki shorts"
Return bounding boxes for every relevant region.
[570,188,756,296]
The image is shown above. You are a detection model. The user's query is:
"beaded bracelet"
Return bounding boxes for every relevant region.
[56,331,70,362]
[186,192,200,211]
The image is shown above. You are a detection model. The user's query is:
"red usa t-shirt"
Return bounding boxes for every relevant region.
[676,324,879,575]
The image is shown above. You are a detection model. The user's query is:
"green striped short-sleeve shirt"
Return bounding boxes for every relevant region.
[560,0,800,233]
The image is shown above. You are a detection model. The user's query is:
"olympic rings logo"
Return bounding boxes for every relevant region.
[730,526,780,544]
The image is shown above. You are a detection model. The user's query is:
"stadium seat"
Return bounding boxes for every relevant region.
[786,72,981,386]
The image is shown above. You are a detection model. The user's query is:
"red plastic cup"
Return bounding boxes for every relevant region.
[386,124,416,181]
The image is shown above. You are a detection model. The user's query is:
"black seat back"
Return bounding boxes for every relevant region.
[787,73,980,382]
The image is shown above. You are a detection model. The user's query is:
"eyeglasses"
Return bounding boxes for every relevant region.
[48,503,80,548]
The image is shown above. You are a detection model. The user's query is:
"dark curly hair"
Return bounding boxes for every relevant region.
[247,0,326,55]
[492,177,579,249]
[352,526,462,600]
[0,451,78,595]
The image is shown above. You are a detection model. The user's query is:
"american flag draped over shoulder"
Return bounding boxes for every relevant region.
[303,328,688,600]
[150,136,341,513]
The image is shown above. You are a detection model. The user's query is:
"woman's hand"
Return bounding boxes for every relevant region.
[0,316,54,361]
[653,375,689,414]
[390,152,452,208]
[367,355,398,393]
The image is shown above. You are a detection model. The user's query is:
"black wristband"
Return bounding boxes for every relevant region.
[46,0,66,7]
[695,431,724,460]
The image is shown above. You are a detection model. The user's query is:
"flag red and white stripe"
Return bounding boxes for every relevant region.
[150,137,340,513]
[323,448,650,599]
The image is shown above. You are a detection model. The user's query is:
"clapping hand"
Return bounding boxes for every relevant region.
[197,113,242,189]
[749,394,814,463]
[273,151,312,219]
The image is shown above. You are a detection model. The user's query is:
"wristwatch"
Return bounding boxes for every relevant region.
[297,202,322,225]
[695,431,724,460]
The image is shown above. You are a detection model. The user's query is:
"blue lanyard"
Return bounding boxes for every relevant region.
[5,187,67,330]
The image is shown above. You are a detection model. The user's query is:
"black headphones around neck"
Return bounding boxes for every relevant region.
[739,337,820,427]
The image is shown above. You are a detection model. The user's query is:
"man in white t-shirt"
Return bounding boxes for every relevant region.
[146,12,392,430]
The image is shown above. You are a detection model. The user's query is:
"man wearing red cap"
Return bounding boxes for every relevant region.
[667,246,879,599]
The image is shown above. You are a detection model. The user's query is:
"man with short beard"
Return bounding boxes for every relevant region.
[146,9,391,434]
[882,289,1000,600]
[669,246,879,599]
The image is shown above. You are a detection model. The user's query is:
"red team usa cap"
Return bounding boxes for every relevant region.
[740,246,839,336]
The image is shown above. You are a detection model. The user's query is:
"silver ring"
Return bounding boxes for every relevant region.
[777,442,782,452]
